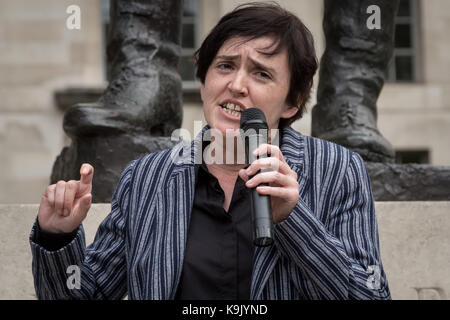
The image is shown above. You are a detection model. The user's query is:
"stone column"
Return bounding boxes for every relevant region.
[312,0,398,163]
[51,0,183,202]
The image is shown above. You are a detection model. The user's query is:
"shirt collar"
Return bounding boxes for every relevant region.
[177,124,304,173]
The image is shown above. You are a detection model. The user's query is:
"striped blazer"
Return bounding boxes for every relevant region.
[30,125,391,300]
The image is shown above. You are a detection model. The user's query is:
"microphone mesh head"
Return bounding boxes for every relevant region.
[240,108,268,131]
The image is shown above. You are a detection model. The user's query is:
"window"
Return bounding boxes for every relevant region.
[395,150,429,164]
[179,0,200,89]
[101,0,110,81]
[100,0,200,88]
[385,0,421,82]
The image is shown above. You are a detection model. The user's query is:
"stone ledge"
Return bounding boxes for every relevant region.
[366,162,450,201]
[54,86,202,112]
[1,202,449,300]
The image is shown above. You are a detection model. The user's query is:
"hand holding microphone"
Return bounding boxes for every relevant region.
[239,109,300,246]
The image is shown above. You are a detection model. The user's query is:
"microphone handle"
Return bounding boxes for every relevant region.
[247,133,274,247]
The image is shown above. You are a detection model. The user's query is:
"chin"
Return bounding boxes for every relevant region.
[206,108,242,134]
[210,123,240,137]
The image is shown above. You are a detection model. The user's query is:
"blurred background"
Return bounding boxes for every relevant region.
[1,0,449,204]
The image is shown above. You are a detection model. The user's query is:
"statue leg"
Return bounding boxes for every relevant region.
[52,0,183,202]
[312,0,399,163]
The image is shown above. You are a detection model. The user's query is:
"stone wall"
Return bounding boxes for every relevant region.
[1,202,449,300]
[0,0,104,204]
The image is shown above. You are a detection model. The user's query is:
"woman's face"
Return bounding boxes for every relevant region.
[201,36,298,136]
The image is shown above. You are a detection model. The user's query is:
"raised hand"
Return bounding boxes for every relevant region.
[38,164,94,233]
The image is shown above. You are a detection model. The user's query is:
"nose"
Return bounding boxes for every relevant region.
[227,70,248,96]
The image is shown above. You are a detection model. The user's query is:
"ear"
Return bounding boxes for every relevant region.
[200,83,205,102]
[280,105,299,119]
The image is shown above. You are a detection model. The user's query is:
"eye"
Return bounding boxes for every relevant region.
[256,71,272,80]
[216,63,233,71]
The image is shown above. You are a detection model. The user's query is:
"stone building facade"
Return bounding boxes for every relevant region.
[1,0,449,203]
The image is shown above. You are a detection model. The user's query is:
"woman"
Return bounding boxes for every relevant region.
[31,2,390,300]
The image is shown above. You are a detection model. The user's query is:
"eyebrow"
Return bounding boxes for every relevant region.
[215,55,277,75]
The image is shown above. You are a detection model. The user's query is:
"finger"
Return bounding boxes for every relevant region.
[245,157,291,177]
[252,143,269,158]
[54,181,66,216]
[256,185,298,200]
[79,163,94,195]
[63,180,79,216]
[246,170,297,188]
[253,144,286,163]
[44,184,56,207]
[73,193,92,224]
[239,169,249,182]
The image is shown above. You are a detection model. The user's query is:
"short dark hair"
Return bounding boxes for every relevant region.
[194,2,318,128]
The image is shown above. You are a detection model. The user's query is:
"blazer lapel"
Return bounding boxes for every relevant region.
[250,126,306,299]
[163,163,196,299]
[164,126,208,299]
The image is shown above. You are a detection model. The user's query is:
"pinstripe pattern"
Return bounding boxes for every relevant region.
[29,125,390,300]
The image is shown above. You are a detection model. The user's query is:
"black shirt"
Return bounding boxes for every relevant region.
[175,163,254,300]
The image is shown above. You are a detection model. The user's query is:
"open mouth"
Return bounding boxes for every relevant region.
[220,102,243,117]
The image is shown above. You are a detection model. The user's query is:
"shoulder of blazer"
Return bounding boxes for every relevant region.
[126,148,185,193]
[281,126,356,186]
[118,126,210,207]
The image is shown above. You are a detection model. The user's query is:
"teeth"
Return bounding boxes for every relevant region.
[224,103,243,112]
[223,107,241,117]
[221,103,243,117]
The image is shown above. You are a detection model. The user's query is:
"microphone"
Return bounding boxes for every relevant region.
[240,108,274,247]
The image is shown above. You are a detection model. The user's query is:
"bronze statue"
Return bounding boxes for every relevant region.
[312,0,398,163]
[51,0,183,202]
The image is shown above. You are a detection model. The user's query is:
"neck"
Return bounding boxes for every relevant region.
[201,125,282,173]
[203,133,246,174]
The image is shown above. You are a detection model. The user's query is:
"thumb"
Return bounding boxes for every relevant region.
[73,193,92,224]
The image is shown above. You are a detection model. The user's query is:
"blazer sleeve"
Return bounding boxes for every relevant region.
[29,160,135,300]
[274,151,391,300]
